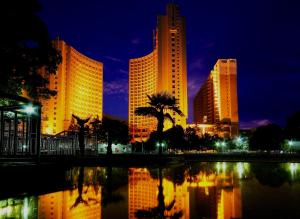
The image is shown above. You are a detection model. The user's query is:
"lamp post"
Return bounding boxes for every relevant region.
[156,142,165,155]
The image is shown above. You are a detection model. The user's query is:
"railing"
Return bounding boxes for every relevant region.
[40,133,98,156]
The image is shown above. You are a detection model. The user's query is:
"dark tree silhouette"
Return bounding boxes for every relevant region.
[164,125,187,150]
[135,92,183,155]
[91,116,130,156]
[72,114,90,156]
[0,0,61,100]
[249,124,284,151]
[251,163,289,187]
[285,111,300,140]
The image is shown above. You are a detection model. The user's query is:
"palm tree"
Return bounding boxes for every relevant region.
[72,114,90,156]
[135,92,183,155]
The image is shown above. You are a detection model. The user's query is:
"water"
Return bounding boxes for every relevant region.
[1,162,300,219]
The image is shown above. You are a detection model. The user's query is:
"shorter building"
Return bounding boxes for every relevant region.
[41,38,103,135]
[187,123,216,137]
[193,59,239,138]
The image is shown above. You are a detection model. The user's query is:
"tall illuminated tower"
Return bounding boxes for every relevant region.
[129,4,188,141]
[194,59,238,137]
[41,39,103,135]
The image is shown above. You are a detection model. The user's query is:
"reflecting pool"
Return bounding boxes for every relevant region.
[1,162,300,218]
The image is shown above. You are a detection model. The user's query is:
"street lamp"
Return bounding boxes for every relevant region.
[288,140,294,147]
[23,104,35,115]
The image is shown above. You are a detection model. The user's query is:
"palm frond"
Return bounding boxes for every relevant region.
[135,107,158,118]
[165,199,176,211]
[147,92,178,108]
[170,210,183,219]
[164,113,175,125]
[168,106,184,117]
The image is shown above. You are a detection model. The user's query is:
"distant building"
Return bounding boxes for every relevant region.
[193,59,239,138]
[41,39,103,135]
[129,3,188,141]
[187,123,216,137]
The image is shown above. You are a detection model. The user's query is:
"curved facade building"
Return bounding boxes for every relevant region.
[42,39,103,135]
[129,51,158,140]
[129,4,188,141]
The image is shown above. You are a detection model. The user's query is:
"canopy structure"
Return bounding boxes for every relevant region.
[0,92,41,157]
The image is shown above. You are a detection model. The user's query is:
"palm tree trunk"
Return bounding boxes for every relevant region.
[157,112,164,155]
[157,167,165,217]
[107,134,112,156]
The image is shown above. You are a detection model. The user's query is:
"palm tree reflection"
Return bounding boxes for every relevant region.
[135,167,183,219]
[70,166,99,209]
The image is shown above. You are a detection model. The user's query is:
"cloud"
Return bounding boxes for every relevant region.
[119,69,128,75]
[104,79,128,95]
[187,74,206,99]
[239,119,272,130]
[131,37,141,45]
[104,56,124,63]
[189,58,205,72]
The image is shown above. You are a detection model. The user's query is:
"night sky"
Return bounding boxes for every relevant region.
[39,0,300,129]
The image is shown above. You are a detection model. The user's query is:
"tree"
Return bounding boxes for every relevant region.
[135,92,184,155]
[249,124,284,151]
[185,127,200,150]
[72,114,90,156]
[164,125,188,150]
[285,111,300,140]
[0,0,61,100]
[91,116,130,155]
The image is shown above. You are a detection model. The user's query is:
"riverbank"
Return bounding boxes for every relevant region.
[1,152,300,168]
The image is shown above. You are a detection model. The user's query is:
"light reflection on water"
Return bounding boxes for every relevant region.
[0,162,300,219]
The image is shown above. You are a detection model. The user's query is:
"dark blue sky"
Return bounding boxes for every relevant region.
[39,0,300,128]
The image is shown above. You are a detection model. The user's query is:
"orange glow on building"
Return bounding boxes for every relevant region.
[194,59,239,137]
[128,168,189,219]
[38,185,101,219]
[128,168,242,219]
[129,3,188,141]
[41,39,103,135]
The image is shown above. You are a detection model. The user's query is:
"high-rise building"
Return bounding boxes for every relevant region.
[41,39,103,135]
[129,4,188,141]
[193,59,238,137]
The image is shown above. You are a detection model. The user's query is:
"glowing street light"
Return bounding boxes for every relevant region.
[236,136,242,144]
[288,140,294,147]
[23,105,35,115]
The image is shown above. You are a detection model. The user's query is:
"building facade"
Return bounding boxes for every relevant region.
[193,59,238,137]
[41,39,103,135]
[129,4,188,141]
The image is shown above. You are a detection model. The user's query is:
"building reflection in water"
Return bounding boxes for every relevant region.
[38,166,101,219]
[2,162,300,218]
[129,163,243,219]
